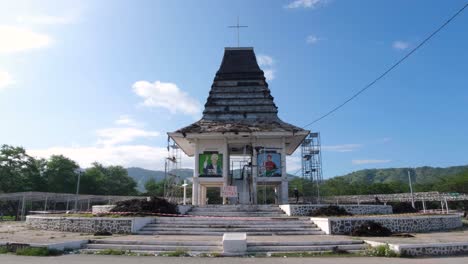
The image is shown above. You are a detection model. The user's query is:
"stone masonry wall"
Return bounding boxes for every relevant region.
[398,243,468,257]
[281,204,392,216]
[328,215,462,234]
[27,216,132,234]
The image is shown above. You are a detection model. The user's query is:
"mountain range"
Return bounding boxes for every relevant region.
[126,165,468,192]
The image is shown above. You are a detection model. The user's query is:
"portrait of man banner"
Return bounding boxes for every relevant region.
[199,153,223,177]
[258,153,281,177]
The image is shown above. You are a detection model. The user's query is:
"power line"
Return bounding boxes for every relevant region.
[302,3,468,129]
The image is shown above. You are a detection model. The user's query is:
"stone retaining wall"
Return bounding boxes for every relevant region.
[397,242,468,257]
[311,215,462,235]
[280,204,392,216]
[26,215,154,234]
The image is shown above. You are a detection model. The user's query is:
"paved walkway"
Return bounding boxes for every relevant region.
[1,255,468,264]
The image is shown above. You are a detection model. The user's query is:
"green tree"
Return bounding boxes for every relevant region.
[144,178,165,196]
[44,155,79,193]
[81,163,137,195]
[0,145,45,193]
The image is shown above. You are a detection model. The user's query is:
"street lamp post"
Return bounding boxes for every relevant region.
[74,171,82,211]
[408,170,415,208]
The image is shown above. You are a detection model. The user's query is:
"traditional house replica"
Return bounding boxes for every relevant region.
[169,47,309,205]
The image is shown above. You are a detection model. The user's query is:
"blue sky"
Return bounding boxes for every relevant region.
[1,0,467,178]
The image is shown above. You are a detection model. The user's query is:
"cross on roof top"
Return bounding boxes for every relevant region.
[228,16,248,47]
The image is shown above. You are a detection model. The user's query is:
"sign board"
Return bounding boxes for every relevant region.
[221,186,237,197]
[199,153,223,177]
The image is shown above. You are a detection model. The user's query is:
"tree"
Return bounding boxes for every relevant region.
[44,155,79,193]
[144,178,165,196]
[81,163,138,195]
[0,145,45,193]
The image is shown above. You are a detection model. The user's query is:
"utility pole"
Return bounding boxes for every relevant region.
[408,170,415,208]
[74,171,82,211]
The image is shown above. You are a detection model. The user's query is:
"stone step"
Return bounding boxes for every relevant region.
[187,212,285,217]
[136,230,325,236]
[153,217,304,223]
[86,244,221,252]
[144,224,317,228]
[89,240,221,246]
[247,244,367,252]
[140,227,322,232]
[248,240,364,246]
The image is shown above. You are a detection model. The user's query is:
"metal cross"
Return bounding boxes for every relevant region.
[228,16,248,47]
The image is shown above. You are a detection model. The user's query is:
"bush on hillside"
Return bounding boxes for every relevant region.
[110,197,178,215]
[308,205,353,217]
[351,221,392,237]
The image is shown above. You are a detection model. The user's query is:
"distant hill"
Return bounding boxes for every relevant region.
[333,165,468,185]
[126,167,193,192]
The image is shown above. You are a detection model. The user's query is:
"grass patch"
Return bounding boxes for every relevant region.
[363,244,399,257]
[161,249,189,257]
[15,247,62,256]
[94,249,128,255]
[0,246,9,254]
[0,216,16,221]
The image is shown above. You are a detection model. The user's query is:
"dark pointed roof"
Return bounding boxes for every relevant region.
[175,47,307,134]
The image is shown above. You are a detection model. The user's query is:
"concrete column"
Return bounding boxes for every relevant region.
[193,139,200,205]
[280,137,288,204]
[252,143,258,204]
[223,138,229,204]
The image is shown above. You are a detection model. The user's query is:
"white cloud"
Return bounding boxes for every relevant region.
[257,54,274,67]
[0,25,52,54]
[306,35,321,44]
[256,54,276,82]
[16,15,76,25]
[0,71,15,90]
[96,127,160,146]
[286,154,302,174]
[115,115,141,127]
[322,144,362,152]
[285,0,327,9]
[263,69,275,81]
[132,80,201,117]
[352,159,391,165]
[392,40,410,50]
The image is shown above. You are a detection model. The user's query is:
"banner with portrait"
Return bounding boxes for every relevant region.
[257,153,281,177]
[199,153,223,177]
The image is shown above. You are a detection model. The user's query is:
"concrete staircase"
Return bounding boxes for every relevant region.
[187,205,286,217]
[137,217,324,236]
[247,240,368,254]
[136,205,324,236]
[84,239,222,254]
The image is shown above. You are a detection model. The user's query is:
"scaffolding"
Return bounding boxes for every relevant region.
[164,137,182,202]
[301,132,323,203]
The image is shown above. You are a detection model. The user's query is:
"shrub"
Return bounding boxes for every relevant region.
[364,244,399,257]
[0,246,8,254]
[309,205,352,217]
[110,197,178,215]
[15,247,62,256]
[390,202,418,214]
[351,221,392,237]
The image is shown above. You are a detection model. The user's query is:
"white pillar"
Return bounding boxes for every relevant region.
[193,139,200,205]
[280,137,288,204]
[252,143,258,204]
[223,138,229,204]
